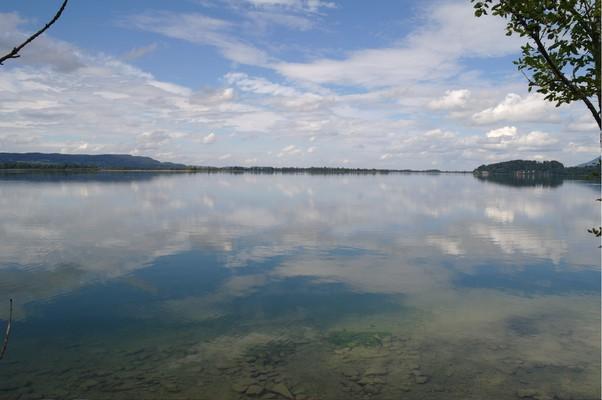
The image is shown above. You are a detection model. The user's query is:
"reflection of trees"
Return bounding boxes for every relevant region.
[473,174,565,188]
[0,171,169,184]
[0,299,11,361]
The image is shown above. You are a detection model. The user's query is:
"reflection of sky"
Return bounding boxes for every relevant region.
[0,173,599,319]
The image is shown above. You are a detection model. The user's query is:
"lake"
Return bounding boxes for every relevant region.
[0,172,599,399]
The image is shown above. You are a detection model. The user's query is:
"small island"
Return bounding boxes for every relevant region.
[473,159,600,180]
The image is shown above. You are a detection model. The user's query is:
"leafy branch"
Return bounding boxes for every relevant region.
[472,0,601,128]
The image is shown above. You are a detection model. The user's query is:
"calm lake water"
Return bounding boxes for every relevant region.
[0,172,600,400]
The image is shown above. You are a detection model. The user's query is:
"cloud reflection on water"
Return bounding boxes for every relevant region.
[0,172,598,319]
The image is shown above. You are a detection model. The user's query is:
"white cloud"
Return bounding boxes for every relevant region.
[126,12,269,66]
[244,0,335,13]
[514,131,558,147]
[122,43,158,61]
[0,13,84,72]
[203,132,217,144]
[486,126,517,138]
[428,89,470,110]
[273,2,521,87]
[483,126,558,150]
[277,144,302,158]
[567,113,599,132]
[424,128,456,139]
[93,91,130,100]
[472,93,558,124]
[1,5,597,169]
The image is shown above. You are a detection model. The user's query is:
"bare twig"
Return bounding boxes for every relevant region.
[0,299,13,360]
[0,0,68,66]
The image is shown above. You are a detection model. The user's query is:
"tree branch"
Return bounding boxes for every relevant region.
[513,10,601,128]
[0,0,69,66]
[0,299,13,361]
[530,31,601,128]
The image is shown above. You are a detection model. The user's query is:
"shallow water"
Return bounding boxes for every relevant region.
[0,172,599,400]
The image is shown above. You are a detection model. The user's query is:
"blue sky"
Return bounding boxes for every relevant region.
[0,0,598,168]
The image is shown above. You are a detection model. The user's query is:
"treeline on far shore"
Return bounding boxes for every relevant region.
[0,162,469,175]
[0,162,100,170]
[184,166,463,174]
[473,160,600,180]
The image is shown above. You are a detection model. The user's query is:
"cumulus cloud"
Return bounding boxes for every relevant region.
[472,93,558,124]
[486,126,517,138]
[428,89,470,110]
[483,126,558,151]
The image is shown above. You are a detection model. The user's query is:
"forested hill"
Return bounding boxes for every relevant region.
[0,153,186,169]
[474,159,599,178]
[474,160,564,174]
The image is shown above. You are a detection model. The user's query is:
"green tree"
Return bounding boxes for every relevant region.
[472,0,601,128]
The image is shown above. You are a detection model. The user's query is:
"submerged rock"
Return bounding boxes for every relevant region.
[231,382,249,393]
[246,385,264,396]
[269,382,293,399]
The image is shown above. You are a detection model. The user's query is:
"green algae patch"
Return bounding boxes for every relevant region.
[326,330,391,348]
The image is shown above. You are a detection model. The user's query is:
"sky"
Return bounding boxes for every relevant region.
[0,0,598,169]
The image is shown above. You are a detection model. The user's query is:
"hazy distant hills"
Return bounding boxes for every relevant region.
[0,153,186,169]
[575,156,601,168]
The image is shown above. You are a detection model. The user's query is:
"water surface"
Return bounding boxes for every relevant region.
[0,172,599,399]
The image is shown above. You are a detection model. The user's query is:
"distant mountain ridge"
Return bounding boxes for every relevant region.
[0,152,186,169]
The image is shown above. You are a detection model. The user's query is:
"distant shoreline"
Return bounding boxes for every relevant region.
[0,167,473,174]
